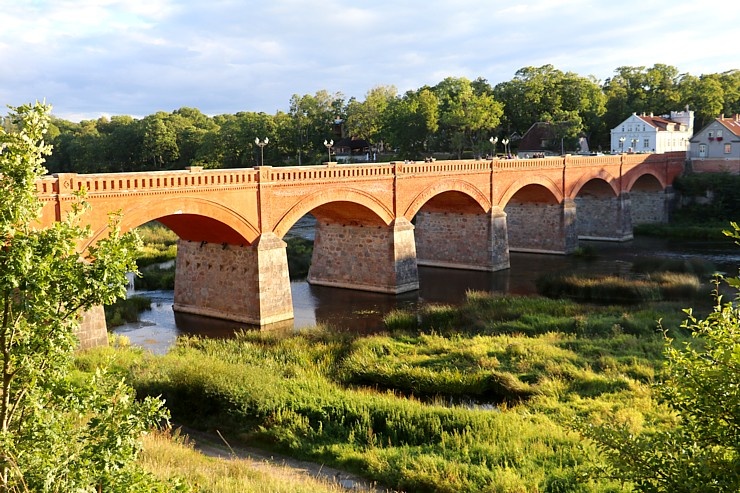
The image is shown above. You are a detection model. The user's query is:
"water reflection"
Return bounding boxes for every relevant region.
[113,236,740,354]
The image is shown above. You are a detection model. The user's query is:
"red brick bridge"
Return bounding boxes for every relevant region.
[37,152,684,337]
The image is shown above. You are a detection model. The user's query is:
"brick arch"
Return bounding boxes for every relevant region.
[273,188,394,239]
[403,179,491,219]
[82,197,260,251]
[623,170,668,192]
[567,169,620,198]
[497,176,563,207]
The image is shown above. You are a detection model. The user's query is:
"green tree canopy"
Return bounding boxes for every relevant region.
[0,102,172,491]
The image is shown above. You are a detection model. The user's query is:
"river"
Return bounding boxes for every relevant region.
[113,225,740,354]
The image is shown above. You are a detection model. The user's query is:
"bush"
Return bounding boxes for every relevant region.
[105,295,152,327]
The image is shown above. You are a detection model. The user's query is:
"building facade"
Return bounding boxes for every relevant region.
[610,110,694,154]
[688,114,740,174]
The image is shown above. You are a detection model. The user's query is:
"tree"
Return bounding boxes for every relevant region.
[382,88,439,159]
[495,65,605,148]
[583,222,740,492]
[141,112,179,168]
[344,85,397,144]
[433,77,503,158]
[0,102,172,491]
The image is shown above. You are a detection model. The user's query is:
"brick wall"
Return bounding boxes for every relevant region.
[308,220,418,293]
[76,305,108,349]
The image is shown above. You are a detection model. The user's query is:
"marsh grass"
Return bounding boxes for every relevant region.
[136,263,176,290]
[535,272,704,303]
[141,430,346,493]
[104,295,152,327]
[84,290,692,492]
[135,222,179,268]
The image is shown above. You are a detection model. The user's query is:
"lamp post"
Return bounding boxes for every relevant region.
[502,138,510,158]
[489,136,498,158]
[255,137,268,165]
[324,139,334,163]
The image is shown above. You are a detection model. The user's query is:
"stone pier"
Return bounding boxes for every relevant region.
[506,199,578,254]
[415,207,510,271]
[308,218,419,293]
[77,306,108,349]
[576,193,633,241]
[173,234,293,326]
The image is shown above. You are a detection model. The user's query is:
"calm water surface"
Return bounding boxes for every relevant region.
[113,235,740,354]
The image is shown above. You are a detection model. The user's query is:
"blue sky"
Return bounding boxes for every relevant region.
[3,0,739,121]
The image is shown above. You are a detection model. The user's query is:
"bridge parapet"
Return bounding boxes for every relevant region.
[266,163,394,182]
[396,160,492,174]
[494,157,565,169]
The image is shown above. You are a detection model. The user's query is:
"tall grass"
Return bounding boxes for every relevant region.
[535,272,704,303]
[135,222,179,268]
[104,295,152,327]
[81,289,692,492]
[140,430,346,493]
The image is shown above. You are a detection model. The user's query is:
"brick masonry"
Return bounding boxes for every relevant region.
[575,195,632,241]
[173,236,293,325]
[308,218,419,293]
[44,153,685,345]
[76,305,108,349]
[415,208,510,271]
[506,200,578,253]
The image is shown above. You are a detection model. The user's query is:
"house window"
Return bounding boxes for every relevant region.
[725,143,732,154]
[717,130,723,138]
[644,138,649,148]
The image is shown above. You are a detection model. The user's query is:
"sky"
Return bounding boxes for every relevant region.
[2,0,739,122]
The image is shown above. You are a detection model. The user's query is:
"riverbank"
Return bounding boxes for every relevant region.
[82,286,702,492]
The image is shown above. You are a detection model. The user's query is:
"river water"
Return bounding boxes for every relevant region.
[113,224,740,354]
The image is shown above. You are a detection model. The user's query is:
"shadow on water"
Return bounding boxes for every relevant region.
[113,236,740,354]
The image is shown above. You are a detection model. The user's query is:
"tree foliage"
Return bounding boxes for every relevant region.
[41,63,740,169]
[582,222,740,492]
[0,102,173,491]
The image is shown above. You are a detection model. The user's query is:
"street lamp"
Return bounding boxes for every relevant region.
[502,138,510,157]
[255,137,269,165]
[489,136,498,158]
[324,139,334,163]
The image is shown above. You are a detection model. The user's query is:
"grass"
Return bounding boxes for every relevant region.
[535,272,705,303]
[141,429,347,492]
[78,289,696,492]
[104,295,152,327]
[134,221,179,268]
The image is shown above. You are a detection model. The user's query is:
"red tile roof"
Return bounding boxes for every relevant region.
[718,114,740,137]
[637,114,682,131]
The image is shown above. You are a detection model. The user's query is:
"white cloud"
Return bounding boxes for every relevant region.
[2,0,738,121]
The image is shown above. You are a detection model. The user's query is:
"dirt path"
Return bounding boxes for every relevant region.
[181,427,398,492]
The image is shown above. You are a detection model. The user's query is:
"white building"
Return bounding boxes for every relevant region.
[610,110,694,154]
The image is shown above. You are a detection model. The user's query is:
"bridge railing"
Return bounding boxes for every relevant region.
[268,164,394,181]
[45,168,259,195]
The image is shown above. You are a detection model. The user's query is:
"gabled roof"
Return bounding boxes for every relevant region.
[690,114,740,142]
[518,122,556,151]
[718,114,740,137]
[637,114,681,131]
